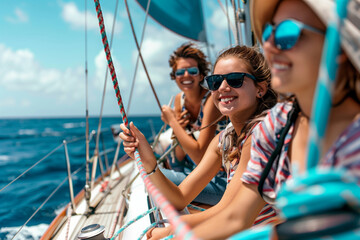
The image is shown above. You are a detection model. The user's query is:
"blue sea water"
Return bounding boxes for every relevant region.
[0,116,163,240]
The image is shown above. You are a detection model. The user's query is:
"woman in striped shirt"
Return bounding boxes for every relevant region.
[192,0,360,239]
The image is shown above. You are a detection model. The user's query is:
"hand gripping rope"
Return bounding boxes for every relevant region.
[93,1,198,239]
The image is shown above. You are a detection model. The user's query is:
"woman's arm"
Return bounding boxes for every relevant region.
[148,136,259,240]
[162,95,223,164]
[120,122,222,210]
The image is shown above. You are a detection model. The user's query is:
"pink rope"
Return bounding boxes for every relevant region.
[135,152,198,239]
[93,1,198,239]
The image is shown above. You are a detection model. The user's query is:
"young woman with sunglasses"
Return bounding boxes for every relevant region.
[159,42,229,206]
[119,45,278,239]
[190,0,360,239]
[161,42,226,173]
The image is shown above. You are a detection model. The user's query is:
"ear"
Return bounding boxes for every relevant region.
[256,81,268,98]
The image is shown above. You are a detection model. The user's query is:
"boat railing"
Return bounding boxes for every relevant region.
[1,128,121,239]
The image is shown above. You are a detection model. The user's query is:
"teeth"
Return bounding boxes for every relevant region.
[182,81,193,85]
[220,97,234,102]
[273,63,289,70]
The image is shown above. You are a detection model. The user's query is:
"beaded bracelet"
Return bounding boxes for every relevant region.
[146,163,158,176]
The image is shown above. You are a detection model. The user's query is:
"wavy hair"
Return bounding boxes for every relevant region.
[169,42,210,80]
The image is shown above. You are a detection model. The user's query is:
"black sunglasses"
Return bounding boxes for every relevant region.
[204,72,257,91]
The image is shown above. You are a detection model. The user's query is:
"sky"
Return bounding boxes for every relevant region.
[0,0,235,118]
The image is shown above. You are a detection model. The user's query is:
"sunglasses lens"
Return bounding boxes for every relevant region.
[262,24,273,42]
[175,69,185,76]
[187,67,199,76]
[226,73,244,88]
[205,75,222,91]
[275,20,301,50]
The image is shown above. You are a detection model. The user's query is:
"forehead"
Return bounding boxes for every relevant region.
[214,57,250,74]
[176,58,198,69]
[273,0,325,29]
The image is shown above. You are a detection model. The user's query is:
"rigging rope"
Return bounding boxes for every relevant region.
[126,0,152,115]
[93,1,197,239]
[124,0,162,110]
[94,0,128,126]
[91,0,120,190]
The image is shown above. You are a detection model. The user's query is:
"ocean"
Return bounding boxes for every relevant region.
[0,116,163,240]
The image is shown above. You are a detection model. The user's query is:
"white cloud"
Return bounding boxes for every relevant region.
[15,8,29,22]
[93,49,126,94]
[61,2,122,34]
[124,25,191,112]
[5,8,29,23]
[208,5,235,50]
[0,44,85,101]
[0,98,16,107]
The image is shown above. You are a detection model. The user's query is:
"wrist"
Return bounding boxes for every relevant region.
[146,163,158,176]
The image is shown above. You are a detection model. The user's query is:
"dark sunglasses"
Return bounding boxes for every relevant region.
[262,19,325,50]
[204,72,257,91]
[174,67,199,77]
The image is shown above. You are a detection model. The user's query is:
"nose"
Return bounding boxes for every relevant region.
[218,78,230,91]
[183,69,190,77]
[263,34,281,56]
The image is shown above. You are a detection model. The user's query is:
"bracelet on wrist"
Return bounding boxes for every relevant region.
[146,163,158,176]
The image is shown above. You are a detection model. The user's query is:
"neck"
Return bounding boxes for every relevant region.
[230,118,246,136]
[295,93,313,119]
[184,87,206,103]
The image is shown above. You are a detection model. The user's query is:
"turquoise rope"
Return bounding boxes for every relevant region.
[138,222,158,240]
[111,207,157,239]
[306,0,349,169]
[187,204,205,212]
[162,235,175,240]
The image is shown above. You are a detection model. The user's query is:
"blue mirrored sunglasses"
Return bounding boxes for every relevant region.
[204,72,257,91]
[175,67,199,77]
[262,19,325,50]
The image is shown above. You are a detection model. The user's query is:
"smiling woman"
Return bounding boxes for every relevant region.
[159,42,228,206]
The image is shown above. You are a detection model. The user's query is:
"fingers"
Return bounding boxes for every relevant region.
[179,110,189,120]
[146,227,155,239]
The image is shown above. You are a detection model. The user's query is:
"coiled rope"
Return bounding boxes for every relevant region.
[93,1,198,239]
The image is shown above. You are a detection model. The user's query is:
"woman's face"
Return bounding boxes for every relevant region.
[174,57,202,92]
[211,57,259,121]
[263,0,326,98]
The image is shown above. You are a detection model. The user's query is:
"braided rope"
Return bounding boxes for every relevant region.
[111,207,157,239]
[94,0,128,126]
[134,151,198,240]
[138,222,158,240]
[162,235,175,240]
[93,1,197,239]
[187,204,205,212]
[306,0,349,169]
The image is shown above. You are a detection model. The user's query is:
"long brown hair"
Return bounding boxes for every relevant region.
[216,46,278,161]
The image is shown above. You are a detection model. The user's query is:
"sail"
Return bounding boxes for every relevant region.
[135,0,207,42]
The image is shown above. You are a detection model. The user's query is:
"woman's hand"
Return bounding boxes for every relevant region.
[119,122,157,172]
[146,226,173,240]
[162,105,189,128]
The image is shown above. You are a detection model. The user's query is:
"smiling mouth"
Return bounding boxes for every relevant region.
[181,80,193,85]
[272,62,291,71]
[220,97,236,104]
